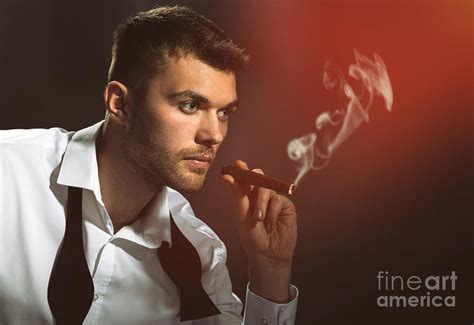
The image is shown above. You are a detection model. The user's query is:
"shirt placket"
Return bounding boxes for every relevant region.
[83,237,116,324]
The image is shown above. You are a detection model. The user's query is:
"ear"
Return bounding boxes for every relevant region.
[103,81,130,126]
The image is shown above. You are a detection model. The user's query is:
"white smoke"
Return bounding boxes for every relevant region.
[287,49,393,186]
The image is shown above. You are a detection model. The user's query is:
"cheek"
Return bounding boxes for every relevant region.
[152,110,199,146]
[220,123,228,139]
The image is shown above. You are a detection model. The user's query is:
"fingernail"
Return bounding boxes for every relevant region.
[254,209,263,220]
[266,224,272,233]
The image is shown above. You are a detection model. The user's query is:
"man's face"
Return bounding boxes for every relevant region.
[123,55,238,193]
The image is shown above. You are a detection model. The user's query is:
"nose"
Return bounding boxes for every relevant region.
[195,112,226,147]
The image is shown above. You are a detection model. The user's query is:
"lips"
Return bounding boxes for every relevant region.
[183,154,213,162]
[183,154,214,170]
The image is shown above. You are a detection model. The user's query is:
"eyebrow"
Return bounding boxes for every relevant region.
[167,90,239,110]
[168,90,209,104]
[220,99,239,111]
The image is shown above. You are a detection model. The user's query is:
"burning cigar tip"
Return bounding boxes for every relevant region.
[288,184,296,195]
[220,165,296,195]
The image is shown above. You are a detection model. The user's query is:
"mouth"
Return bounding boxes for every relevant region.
[182,154,214,170]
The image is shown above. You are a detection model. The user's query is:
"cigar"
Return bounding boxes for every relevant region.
[221,165,296,195]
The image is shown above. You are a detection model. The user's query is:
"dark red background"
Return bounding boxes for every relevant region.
[1,1,472,324]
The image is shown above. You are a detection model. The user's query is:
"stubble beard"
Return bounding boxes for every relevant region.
[123,116,210,193]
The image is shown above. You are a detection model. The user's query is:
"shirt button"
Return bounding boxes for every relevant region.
[93,293,100,301]
[259,319,268,325]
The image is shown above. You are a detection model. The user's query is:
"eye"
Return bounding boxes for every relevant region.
[179,101,200,113]
[217,108,236,121]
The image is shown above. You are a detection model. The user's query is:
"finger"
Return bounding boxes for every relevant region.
[265,192,284,233]
[221,160,252,223]
[233,160,253,193]
[227,160,252,195]
[278,197,298,227]
[222,173,247,215]
[249,169,272,222]
[221,160,251,198]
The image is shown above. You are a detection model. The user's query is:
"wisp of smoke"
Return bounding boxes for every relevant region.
[287,49,393,186]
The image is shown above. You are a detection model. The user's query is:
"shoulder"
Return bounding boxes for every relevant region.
[0,127,73,179]
[0,127,72,149]
[0,127,73,164]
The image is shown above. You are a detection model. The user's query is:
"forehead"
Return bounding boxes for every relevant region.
[149,55,237,103]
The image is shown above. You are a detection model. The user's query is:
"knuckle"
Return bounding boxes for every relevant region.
[289,202,297,214]
[235,160,248,169]
[258,187,271,198]
[272,193,282,205]
[284,197,296,210]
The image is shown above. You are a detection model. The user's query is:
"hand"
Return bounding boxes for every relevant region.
[222,160,297,302]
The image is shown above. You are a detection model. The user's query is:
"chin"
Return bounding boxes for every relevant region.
[167,168,207,193]
[171,179,206,193]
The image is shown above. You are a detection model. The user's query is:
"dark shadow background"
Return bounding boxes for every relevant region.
[1,0,472,324]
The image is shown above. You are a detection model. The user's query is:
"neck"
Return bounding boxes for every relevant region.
[96,121,162,233]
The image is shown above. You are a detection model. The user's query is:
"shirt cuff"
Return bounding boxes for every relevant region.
[242,283,298,325]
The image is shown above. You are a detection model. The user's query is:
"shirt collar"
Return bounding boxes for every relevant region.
[57,121,103,191]
[118,187,172,248]
[57,120,171,248]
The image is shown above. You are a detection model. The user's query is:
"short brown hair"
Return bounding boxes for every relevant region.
[108,5,249,96]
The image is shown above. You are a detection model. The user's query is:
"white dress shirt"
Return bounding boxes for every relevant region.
[0,121,298,324]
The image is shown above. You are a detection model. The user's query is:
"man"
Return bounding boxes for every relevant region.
[0,5,298,324]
